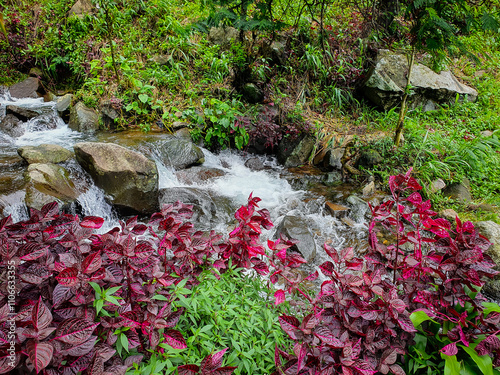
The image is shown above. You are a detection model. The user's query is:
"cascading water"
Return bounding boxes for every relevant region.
[0,93,369,263]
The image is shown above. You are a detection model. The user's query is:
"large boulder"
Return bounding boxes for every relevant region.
[9,77,41,99]
[155,137,205,170]
[18,144,73,164]
[275,215,317,262]
[69,102,99,133]
[362,50,478,111]
[442,179,472,202]
[56,94,73,122]
[24,163,79,210]
[73,142,159,214]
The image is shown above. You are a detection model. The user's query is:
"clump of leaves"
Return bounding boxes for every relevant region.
[271,169,500,375]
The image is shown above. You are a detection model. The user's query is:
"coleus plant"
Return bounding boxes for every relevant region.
[177,348,237,375]
[271,169,500,375]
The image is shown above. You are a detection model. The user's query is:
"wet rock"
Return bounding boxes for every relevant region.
[18,144,73,164]
[325,202,350,218]
[362,181,375,197]
[278,134,315,168]
[443,179,471,202]
[9,77,40,99]
[74,142,159,214]
[275,215,317,262]
[242,83,264,104]
[0,155,26,195]
[100,99,122,130]
[69,102,99,133]
[356,149,382,169]
[56,94,73,122]
[323,171,342,186]
[346,195,369,222]
[0,114,24,137]
[175,128,192,140]
[159,187,234,228]
[208,26,240,47]
[6,105,41,121]
[155,137,205,170]
[327,147,345,170]
[362,50,478,111]
[69,0,93,17]
[244,157,265,171]
[440,209,459,222]
[428,178,446,194]
[25,163,79,210]
[175,167,225,185]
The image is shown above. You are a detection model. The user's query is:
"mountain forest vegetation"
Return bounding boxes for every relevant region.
[1,1,500,374]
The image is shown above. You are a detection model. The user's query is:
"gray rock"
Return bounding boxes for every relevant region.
[159,187,234,229]
[100,99,121,129]
[0,114,24,137]
[74,142,159,214]
[25,163,79,210]
[356,149,383,169]
[6,105,41,121]
[362,181,376,197]
[480,130,494,137]
[149,55,172,65]
[323,171,342,186]
[175,128,192,140]
[275,215,317,262]
[69,102,99,133]
[56,94,73,113]
[328,147,345,170]
[440,209,459,222]
[261,40,287,65]
[443,180,472,202]
[208,26,240,47]
[9,77,40,99]
[244,157,265,171]
[428,178,446,194]
[18,144,73,164]
[175,166,225,185]
[68,0,93,17]
[347,195,369,222]
[155,137,205,170]
[242,83,264,104]
[362,50,478,111]
[278,134,315,167]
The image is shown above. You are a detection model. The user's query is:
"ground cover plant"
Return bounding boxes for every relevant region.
[1,170,500,374]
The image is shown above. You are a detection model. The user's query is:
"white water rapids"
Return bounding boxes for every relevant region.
[0,94,369,264]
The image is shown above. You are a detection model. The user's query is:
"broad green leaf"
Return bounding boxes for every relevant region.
[106,286,122,295]
[410,310,437,327]
[482,302,500,316]
[89,282,102,295]
[460,345,493,375]
[441,353,460,375]
[151,295,169,301]
[120,333,129,353]
[138,94,149,104]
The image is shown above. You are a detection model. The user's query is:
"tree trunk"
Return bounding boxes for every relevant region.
[393,48,415,147]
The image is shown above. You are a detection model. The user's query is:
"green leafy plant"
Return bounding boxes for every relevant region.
[201,98,249,150]
[89,282,122,317]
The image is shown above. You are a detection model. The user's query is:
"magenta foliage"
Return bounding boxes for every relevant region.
[178,348,237,375]
[271,169,499,374]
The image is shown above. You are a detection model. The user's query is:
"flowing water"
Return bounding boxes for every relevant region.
[0,94,369,262]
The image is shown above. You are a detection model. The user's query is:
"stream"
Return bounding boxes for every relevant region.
[0,94,370,267]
